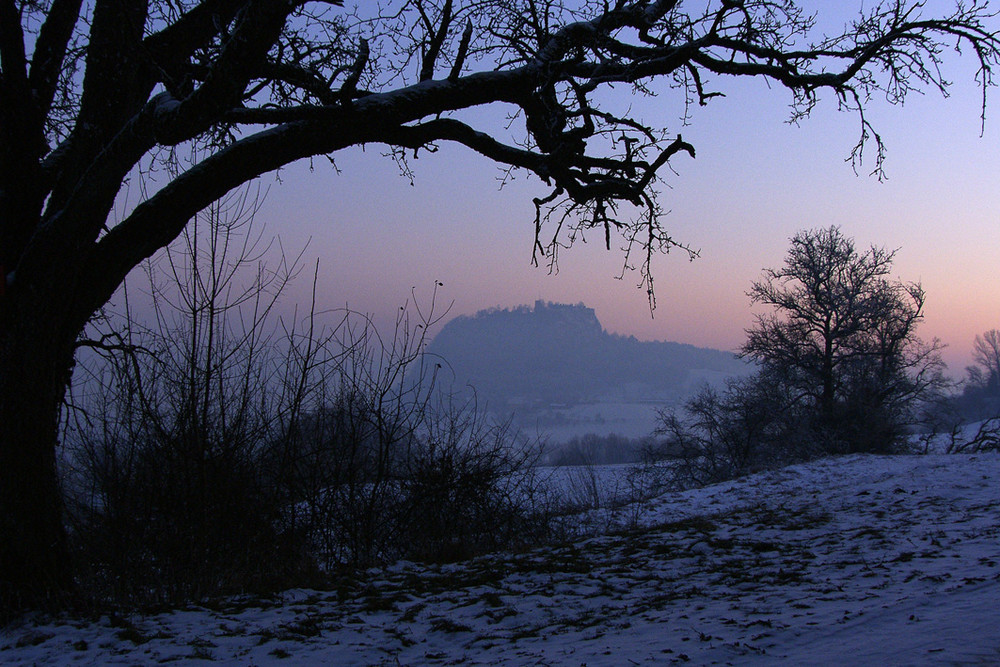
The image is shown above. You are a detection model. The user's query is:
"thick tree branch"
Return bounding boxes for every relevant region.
[0,1,28,91]
[340,38,369,103]
[75,1,150,139]
[152,0,300,145]
[449,20,473,81]
[383,117,553,174]
[144,0,247,65]
[420,0,453,82]
[1,1,46,269]
[80,121,355,326]
[27,0,83,127]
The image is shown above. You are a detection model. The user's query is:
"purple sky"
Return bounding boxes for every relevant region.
[245,3,999,376]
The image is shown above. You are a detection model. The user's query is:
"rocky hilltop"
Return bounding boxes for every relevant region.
[427,301,749,416]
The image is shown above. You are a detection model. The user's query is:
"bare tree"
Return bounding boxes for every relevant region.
[969,329,1000,390]
[949,329,1000,424]
[64,189,317,604]
[1,0,998,608]
[742,226,945,453]
[658,227,945,487]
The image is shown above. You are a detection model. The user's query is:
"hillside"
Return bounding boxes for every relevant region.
[427,301,750,434]
[5,453,999,664]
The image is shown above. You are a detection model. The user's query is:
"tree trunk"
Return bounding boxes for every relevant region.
[0,306,76,612]
[821,324,835,422]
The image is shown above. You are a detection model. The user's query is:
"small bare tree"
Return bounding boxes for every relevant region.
[742,226,945,454]
[968,330,1000,391]
[657,227,946,488]
[945,329,1000,444]
[66,190,322,603]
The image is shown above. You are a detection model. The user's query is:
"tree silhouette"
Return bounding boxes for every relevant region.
[969,330,1000,391]
[659,227,945,485]
[742,226,944,452]
[1,0,998,608]
[954,329,1000,422]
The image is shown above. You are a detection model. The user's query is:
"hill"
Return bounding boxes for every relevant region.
[428,301,747,406]
[426,301,750,436]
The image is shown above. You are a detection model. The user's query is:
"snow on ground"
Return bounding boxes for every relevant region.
[3,453,999,665]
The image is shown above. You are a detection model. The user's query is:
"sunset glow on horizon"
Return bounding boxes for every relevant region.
[241,2,1000,378]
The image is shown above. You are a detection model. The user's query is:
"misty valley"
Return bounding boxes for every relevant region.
[428,300,752,443]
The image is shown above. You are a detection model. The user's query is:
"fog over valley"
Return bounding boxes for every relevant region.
[428,301,752,439]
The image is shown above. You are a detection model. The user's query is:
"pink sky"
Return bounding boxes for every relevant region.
[249,6,999,377]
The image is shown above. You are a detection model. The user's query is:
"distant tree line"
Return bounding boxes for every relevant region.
[542,432,655,466]
[952,330,1000,421]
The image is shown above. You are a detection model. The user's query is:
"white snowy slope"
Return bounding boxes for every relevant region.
[3,453,999,665]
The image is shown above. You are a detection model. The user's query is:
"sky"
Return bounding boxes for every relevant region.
[246,1,1000,376]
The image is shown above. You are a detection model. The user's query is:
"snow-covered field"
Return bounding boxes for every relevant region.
[3,453,999,665]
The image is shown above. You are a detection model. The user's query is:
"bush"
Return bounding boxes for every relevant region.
[68,422,311,604]
[396,407,545,562]
[652,371,817,487]
[62,198,550,608]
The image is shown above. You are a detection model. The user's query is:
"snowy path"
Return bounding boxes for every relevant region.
[3,453,999,665]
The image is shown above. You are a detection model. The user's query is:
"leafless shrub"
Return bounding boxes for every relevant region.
[649,371,815,490]
[942,418,1000,454]
[63,195,550,607]
[394,400,548,563]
